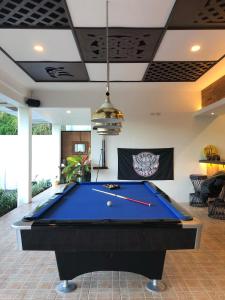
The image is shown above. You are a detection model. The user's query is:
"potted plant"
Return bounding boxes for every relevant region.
[61,155,91,183]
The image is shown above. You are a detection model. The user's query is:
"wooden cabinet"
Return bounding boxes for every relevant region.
[61,131,91,161]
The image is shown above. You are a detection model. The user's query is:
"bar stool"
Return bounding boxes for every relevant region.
[190,174,207,207]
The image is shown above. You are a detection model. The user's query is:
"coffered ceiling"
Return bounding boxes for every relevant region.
[0,0,225,84]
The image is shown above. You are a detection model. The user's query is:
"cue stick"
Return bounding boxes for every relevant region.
[92,188,151,207]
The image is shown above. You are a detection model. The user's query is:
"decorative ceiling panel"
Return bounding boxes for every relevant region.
[168,0,225,29]
[143,61,216,82]
[0,0,69,28]
[0,0,224,83]
[17,62,89,81]
[75,28,163,62]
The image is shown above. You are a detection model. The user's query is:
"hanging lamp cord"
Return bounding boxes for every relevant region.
[106,0,110,99]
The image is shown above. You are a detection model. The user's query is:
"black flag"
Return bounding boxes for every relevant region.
[118,148,174,180]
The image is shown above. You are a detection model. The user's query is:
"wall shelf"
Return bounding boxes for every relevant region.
[199,160,225,165]
[93,166,108,170]
[194,98,225,117]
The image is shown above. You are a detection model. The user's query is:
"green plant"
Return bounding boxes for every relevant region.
[31,179,52,197]
[0,112,17,135]
[32,123,52,135]
[0,112,52,135]
[0,180,52,217]
[62,155,91,183]
[0,189,17,217]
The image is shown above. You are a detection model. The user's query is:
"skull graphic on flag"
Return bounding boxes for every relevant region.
[132,152,160,177]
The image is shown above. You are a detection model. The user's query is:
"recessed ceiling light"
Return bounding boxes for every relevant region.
[66,110,71,114]
[211,112,215,115]
[191,45,201,52]
[33,45,44,52]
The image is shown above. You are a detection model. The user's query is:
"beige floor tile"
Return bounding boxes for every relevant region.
[190,291,213,300]
[1,193,225,300]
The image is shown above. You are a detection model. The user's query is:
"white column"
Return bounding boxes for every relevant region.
[52,124,61,183]
[17,107,32,206]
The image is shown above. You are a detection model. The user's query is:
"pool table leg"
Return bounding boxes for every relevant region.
[146,279,166,292]
[56,280,76,293]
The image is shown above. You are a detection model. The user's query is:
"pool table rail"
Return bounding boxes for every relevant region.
[146,182,193,221]
[21,181,194,223]
[12,216,202,252]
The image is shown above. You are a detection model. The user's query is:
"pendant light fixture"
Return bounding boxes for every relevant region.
[91,0,124,135]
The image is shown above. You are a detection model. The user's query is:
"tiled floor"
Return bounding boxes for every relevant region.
[0,187,225,300]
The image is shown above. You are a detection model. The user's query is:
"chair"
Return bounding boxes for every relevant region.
[189,174,208,207]
[200,171,225,205]
[208,184,225,220]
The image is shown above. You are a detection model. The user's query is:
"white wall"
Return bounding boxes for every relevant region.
[32,131,61,183]
[92,112,225,202]
[0,134,60,189]
[32,84,225,202]
[0,136,19,189]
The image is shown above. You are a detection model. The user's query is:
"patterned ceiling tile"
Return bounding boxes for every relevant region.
[0,0,223,83]
[75,28,163,62]
[168,0,225,29]
[17,62,89,81]
[0,0,69,28]
[143,61,216,82]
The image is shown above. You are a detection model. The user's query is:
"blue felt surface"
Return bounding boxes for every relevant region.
[29,182,76,220]
[39,182,186,221]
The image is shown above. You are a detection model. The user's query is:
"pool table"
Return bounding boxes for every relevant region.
[13,181,202,293]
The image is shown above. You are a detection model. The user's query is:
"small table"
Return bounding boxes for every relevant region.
[190,174,208,207]
[13,181,202,293]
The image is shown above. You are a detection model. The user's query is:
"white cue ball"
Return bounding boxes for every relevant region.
[107,201,112,207]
